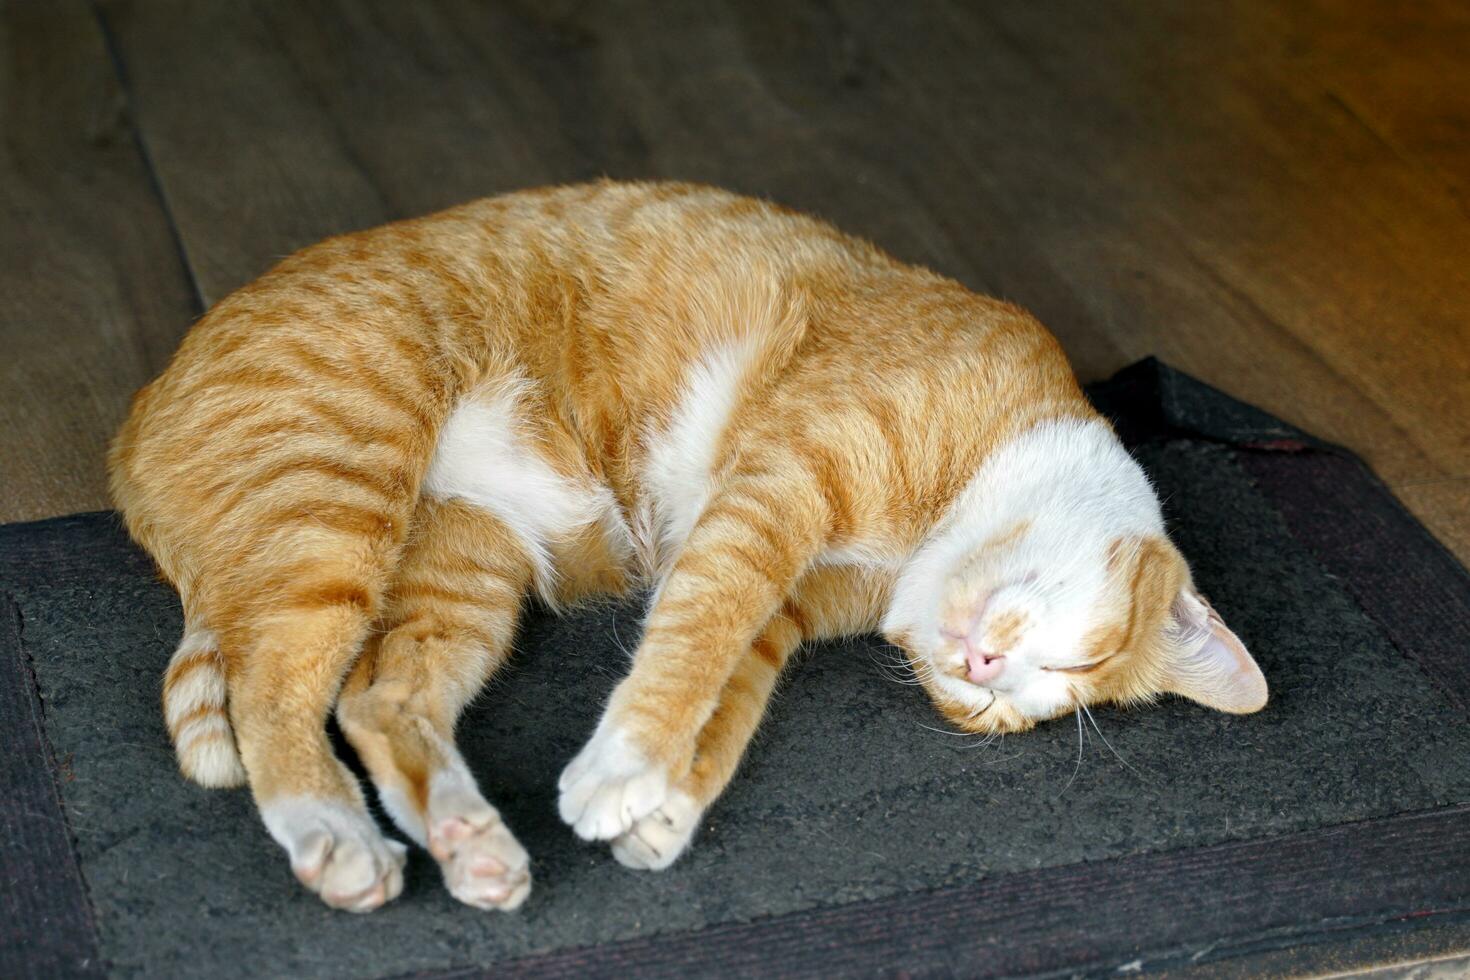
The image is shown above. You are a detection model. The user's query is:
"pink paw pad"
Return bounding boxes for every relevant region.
[425,806,531,911]
[428,816,477,860]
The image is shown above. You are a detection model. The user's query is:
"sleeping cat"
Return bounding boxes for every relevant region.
[109,180,1267,913]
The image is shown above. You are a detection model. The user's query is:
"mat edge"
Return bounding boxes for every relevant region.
[414,803,1470,980]
[0,596,106,979]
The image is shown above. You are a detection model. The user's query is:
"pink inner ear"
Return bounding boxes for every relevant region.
[1169,588,1269,714]
[1202,602,1257,678]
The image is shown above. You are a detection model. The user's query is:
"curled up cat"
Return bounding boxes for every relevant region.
[109,181,1267,913]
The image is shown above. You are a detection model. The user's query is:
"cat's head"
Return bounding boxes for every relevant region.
[883,418,1266,734]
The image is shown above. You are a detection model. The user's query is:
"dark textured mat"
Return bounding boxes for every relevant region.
[3,361,1469,978]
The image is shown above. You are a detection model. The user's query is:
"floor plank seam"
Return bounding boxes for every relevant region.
[247,0,396,223]
[86,0,207,317]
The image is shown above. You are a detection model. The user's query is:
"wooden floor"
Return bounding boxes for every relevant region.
[3,0,1467,572]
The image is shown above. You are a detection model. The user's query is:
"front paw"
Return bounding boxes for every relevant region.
[610,788,703,870]
[558,726,670,841]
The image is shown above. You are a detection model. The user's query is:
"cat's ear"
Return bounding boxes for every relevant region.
[1159,587,1267,714]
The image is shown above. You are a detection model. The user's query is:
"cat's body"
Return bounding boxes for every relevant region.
[111,181,1266,912]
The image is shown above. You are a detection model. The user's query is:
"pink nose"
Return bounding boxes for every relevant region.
[966,646,1006,685]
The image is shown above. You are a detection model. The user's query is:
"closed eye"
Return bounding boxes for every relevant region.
[1043,653,1115,675]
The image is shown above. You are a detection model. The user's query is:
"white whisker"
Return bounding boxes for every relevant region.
[869,654,930,687]
[981,745,1021,766]
[1080,703,1150,783]
[964,731,1001,750]
[610,614,635,661]
[916,721,976,738]
[1058,706,1085,796]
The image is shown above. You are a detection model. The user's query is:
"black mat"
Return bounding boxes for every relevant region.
[4,361,1469,979]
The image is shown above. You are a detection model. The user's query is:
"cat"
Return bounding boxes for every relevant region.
[109,180,1267,913]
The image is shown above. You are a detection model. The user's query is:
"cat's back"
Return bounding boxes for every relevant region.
[470,180,889,269]
[155,180,897,386]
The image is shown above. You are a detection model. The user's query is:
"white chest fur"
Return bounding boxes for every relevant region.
[633,339,762,578]
[422,375,622,596]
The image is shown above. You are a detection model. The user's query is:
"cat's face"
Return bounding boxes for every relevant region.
[883,442,1268,735]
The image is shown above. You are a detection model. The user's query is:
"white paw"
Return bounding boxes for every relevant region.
[610,789,703,870]
[558,726,669,841]
[426,789,531,911]
[262,798,407,912]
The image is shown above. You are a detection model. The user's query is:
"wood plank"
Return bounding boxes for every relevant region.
[1277,0,1470,216]
[0,0,197,524]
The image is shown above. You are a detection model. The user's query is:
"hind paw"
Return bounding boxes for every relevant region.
[427,794,531,911]
[262,798,406,912]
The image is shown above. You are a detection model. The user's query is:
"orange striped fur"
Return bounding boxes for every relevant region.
[110,180,1264,911]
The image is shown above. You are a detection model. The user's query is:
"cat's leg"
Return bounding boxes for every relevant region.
[336,498,534,911]
[216,545,409,913]
[558,459,833,841]
[611,565,891,869]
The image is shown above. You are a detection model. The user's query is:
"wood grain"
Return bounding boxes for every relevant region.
[6,0,1468,566]
[0,0,196,524]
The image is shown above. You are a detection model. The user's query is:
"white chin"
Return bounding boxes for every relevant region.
[1007,684,1073,720]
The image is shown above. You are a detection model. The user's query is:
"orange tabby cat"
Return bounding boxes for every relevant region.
[110,180,1266,913]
